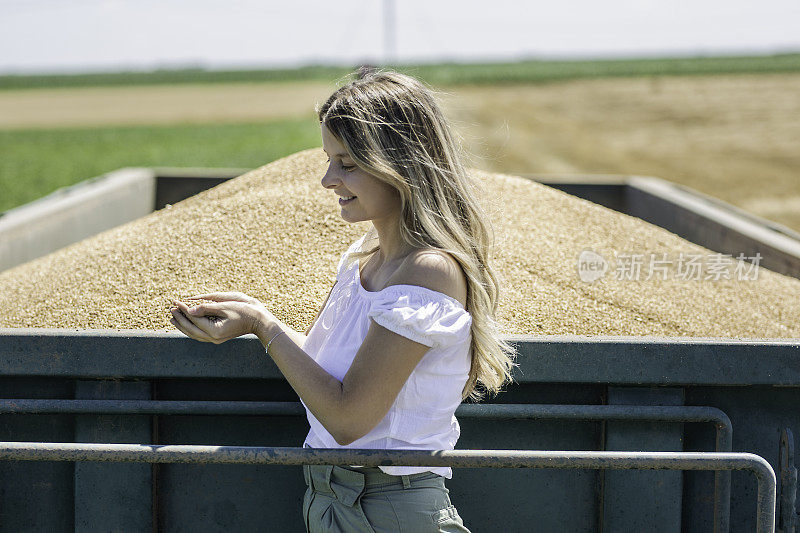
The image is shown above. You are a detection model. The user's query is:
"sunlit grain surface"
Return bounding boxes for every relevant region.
[1,149,797,338]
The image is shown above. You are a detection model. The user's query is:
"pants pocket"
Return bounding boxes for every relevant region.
[431,504,471,533]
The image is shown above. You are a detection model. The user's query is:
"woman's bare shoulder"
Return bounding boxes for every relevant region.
[388,248,468,308]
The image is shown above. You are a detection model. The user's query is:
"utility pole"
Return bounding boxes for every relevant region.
[383,0,396,65]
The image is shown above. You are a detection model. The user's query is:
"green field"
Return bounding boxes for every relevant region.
[0,118,320,213]
[2,53,799,90]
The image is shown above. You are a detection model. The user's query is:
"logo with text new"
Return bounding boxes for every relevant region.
[577,249,608,283]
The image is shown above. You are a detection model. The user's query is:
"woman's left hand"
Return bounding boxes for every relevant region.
[169,292,273,344]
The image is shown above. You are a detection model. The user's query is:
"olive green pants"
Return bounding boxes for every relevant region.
[302,464,471,533]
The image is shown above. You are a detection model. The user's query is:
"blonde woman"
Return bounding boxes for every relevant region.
[170,68,518,533]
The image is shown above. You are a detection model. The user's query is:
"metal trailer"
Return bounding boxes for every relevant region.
[0,330,798,532]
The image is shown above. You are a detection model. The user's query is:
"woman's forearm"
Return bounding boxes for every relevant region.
[253,312,350,445]
[280,327,307,350]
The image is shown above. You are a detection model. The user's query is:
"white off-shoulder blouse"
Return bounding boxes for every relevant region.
[300,233,473,479]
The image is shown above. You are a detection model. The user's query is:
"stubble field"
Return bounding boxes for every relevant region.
[445,73,800,233]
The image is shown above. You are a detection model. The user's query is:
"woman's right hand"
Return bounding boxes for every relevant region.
[170,292,276,344]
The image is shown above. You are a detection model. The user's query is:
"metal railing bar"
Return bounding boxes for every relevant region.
[0,444,774,533]
[0,399,309,416]
[0,399,732,532]
[0,400,732,445]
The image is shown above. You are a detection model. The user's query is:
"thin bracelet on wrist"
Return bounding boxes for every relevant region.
[265,330,286,356]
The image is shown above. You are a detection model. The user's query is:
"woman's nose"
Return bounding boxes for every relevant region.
[321,167,340,189]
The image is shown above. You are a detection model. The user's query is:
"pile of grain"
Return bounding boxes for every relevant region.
[0,148,798,338]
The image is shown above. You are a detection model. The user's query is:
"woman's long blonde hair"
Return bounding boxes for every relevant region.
[317,68,518,403]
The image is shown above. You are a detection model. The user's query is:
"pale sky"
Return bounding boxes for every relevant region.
[1,0,799,74]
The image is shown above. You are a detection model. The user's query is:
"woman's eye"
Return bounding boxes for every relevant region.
[324,156,355,172]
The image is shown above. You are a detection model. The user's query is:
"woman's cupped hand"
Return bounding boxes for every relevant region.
[169,292,274,344]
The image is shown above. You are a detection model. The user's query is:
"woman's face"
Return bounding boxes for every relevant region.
[320,123,402,225]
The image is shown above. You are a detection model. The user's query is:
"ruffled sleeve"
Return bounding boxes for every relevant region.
[366,286,472,349]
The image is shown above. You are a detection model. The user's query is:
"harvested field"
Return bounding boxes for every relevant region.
[445,73,800,234]
[0,81,334,129]
[0,149,797,338]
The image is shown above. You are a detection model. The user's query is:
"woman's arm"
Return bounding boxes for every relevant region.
[170,251,463,445]
[254,251,464,445]
[171,288,431,445]
[255,314,431,446]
